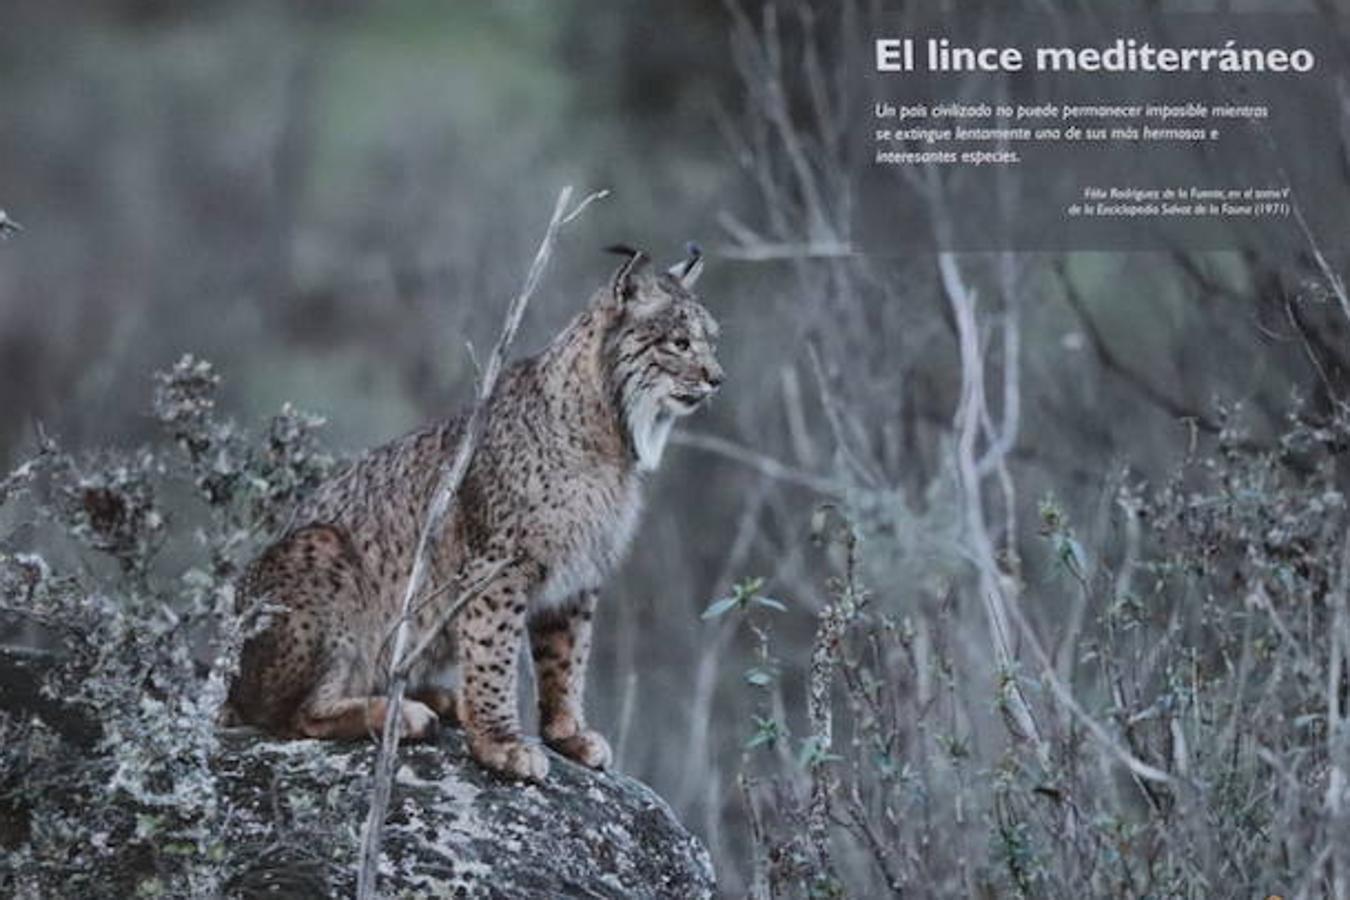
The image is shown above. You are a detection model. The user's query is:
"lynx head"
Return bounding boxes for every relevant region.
[600,244,723,472]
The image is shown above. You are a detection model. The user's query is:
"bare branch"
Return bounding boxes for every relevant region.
[717,241,856,262]
[0,209,23,239]
[738,772,773,900]
[355,186,606,900]
[939,251,1046,755]
[1325,532,1350,895]
[671,429,844,496]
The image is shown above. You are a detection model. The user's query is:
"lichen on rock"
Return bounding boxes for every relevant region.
[216,730,715,899]
[0,645,713,899]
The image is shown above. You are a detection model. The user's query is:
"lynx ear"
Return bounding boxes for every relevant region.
[606,244,650,304]
[667,242,703,289]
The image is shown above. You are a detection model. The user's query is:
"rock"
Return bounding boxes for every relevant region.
[217,729,716,899]
[0,644,100,749]
[0,646,715,899]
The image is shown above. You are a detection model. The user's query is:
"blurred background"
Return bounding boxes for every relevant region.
[3,1,1350,895]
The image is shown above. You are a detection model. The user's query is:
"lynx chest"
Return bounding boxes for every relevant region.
[531,470,643,609]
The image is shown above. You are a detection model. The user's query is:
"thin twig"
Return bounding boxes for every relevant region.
[354,186,606,900]
[804,525,860,883]
[0,209,22,239]
[738,771,773,900]
[939,250,1046,755]
[677,477,772,808]
[1001,576,1178,787]
[395,558,511,678]
[671,430,844,496]
[1324,532,1350,895]
[718,241,855,261]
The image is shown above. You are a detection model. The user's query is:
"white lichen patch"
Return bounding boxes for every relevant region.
[438,771,483,806]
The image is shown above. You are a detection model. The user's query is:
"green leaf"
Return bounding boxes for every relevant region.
[751,595,788,612]
[873,751,899,777]
[797,736,843,768]
[1059,535,1086,572]
[745,715,782,750]
[701,597,739,620]
[745,667,773,686]
[738,575,766,597]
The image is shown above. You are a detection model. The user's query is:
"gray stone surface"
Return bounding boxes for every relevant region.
[218,730,716,899]
[0,646,715,899]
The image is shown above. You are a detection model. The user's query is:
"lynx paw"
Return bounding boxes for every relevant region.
[410,687,460,724]
[548,729,612,770]
[471,737,550,782]
[398,700,440,741]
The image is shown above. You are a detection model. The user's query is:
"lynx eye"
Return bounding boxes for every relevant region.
[671,336,690,352]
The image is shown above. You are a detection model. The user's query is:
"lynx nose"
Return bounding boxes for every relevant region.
[703,363,725,390]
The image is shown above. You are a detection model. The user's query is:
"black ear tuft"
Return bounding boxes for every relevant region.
[606,244,649,303]
[668,241,705,289]
[676,242,703,278]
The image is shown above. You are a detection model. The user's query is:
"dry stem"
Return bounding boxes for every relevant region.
[354,185,606,900]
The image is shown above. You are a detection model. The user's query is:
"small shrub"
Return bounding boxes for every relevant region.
[0,355,338,898]
[729,401,1350,898]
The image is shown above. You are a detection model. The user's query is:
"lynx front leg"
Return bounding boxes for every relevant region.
[455,563,550,781]
[529,590,612,770]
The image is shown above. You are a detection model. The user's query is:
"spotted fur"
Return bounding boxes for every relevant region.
[226,247,722,781]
